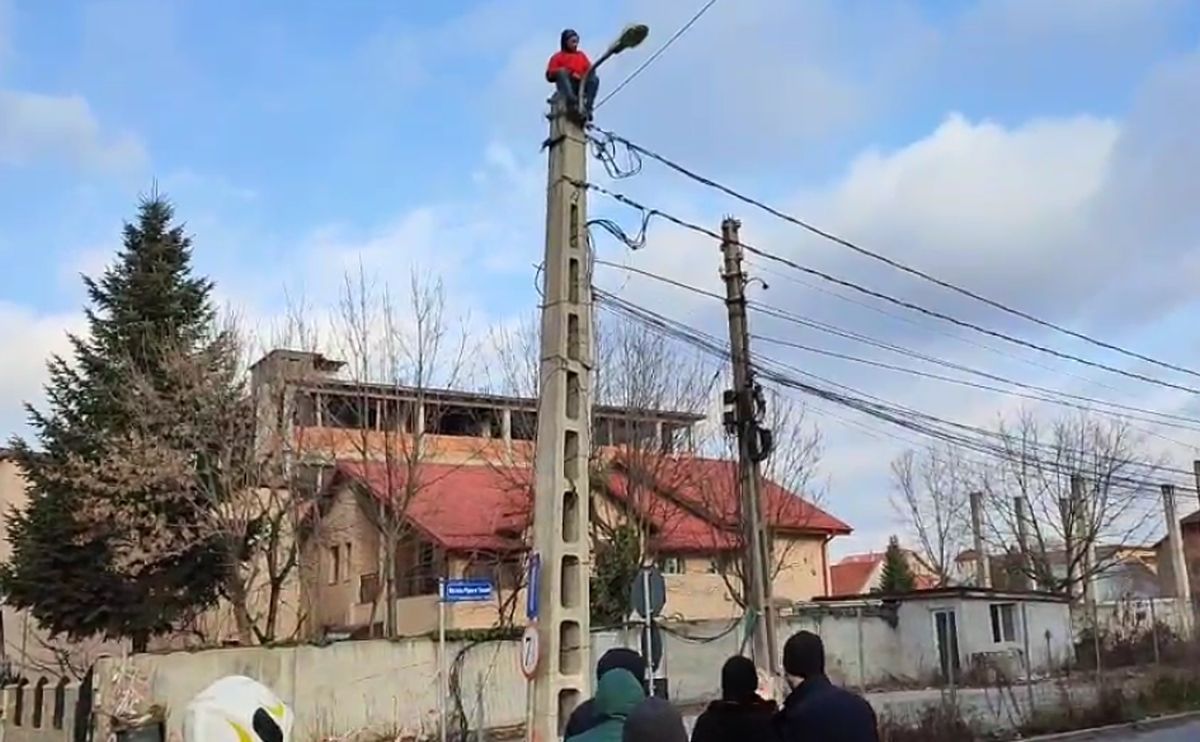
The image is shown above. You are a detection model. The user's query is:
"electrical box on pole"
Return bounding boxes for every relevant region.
[528,94,594,741]
[718,217,779,676]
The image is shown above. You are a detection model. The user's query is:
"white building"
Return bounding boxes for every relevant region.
[789,587,1073,687]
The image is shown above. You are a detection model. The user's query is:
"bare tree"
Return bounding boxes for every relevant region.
[60,321,313,646]
[698,392,828,608]
[325,266,473,637]
[486,310,722,622]
[979,409,1162,596]
[891,444,971,587]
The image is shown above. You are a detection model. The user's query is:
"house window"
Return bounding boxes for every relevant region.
[658,556,685,575]
[343,542,353,582]
[329,545,341,586]
[359,573,380,604]
[990,603,1018,643]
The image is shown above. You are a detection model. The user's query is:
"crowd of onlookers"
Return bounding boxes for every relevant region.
[563,630,879,742]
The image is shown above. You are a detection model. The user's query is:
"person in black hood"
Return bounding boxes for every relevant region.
[774,631,878,742]
[690,656,778,742]
[545,28,598,118]
[625,697,687,742]
[564,648,648,738]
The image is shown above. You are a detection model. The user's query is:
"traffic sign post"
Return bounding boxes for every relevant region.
[443,579,495,603]
[520,625,541,679]
[438,578,494,742]
[526,553,541,620]
[629,568,667,696]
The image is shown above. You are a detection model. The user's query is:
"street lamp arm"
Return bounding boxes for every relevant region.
[580,24,649,114]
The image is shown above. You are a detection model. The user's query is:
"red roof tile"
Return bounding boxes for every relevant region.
[335,460,530,552]
[830,557,880,596]
[333,454,851,553]
[606,469,739,552]
[628,457,852,536]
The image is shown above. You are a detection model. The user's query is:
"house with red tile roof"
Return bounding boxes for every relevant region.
[234,350,854,638]
[829,547,940,596]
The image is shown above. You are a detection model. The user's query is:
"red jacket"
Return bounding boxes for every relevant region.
[546,50,590,81]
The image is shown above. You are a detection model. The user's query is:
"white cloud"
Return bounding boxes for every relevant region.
[57,242,116,290]
[0,303,84,441]
[0,90,146,172]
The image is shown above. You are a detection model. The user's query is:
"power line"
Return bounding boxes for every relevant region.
[745,256,1132,398]
[593,288,1197,492]
[753,334,1200,447]
[591,254,1200,432]
[594,0,720,109]
[581,179,1200,396]
[745,306,1200,429]
[587,126,1200,382]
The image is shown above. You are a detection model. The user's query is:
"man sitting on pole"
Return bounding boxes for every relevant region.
[546,28,598,120]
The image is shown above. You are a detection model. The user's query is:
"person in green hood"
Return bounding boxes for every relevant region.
[565,668,646,742]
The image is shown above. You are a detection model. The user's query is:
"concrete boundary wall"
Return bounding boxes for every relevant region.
[93,637,528,742]
[2,677,80,742]
[84,613,902,741]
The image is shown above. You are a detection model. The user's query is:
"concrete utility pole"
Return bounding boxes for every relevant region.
[528,24,648,741]
[719,217,779,676]
[1193,459,1200,511]
[968,491,991,588]
[528,87,594,742]
[1161,484,1192,631]
[1070,475,1097,606]
[1014,496,1033,590]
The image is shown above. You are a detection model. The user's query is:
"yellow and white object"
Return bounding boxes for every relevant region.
[182,675,292,742]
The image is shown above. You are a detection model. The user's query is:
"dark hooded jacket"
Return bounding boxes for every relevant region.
[565,649,647,738]
[546,28,591,81]
[624,698,687,742]
[565,669,646,742]
[773,675,878,742]
[690,696,777,742]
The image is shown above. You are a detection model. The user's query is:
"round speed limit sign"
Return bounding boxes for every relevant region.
[520,625,540,679]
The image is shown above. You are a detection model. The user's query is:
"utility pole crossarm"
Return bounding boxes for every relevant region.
[719,217,780,676]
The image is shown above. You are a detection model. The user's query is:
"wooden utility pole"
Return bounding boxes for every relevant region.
[529,94,593,740]
[719,217,779,675]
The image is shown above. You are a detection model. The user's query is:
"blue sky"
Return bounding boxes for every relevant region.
[3,0,1200,554]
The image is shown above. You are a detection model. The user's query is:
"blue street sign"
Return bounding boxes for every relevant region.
[526,553,541,620]
[443,579,494,603]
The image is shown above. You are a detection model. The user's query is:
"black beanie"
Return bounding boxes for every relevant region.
[561,28,579,50]
[597,647,646,682]
[783,631,825,678]
[720,655,759,701]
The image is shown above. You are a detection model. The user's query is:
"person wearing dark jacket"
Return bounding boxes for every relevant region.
[564,669,646,742]
[774,631,879,742]
[565,648,647,738]
[545,28,598,117]
[690,656,777,742]
[625,697,688,742]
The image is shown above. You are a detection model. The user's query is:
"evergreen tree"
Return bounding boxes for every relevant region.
[1,196,228,650]
[879,535,917,594]
[590,522,642,626]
